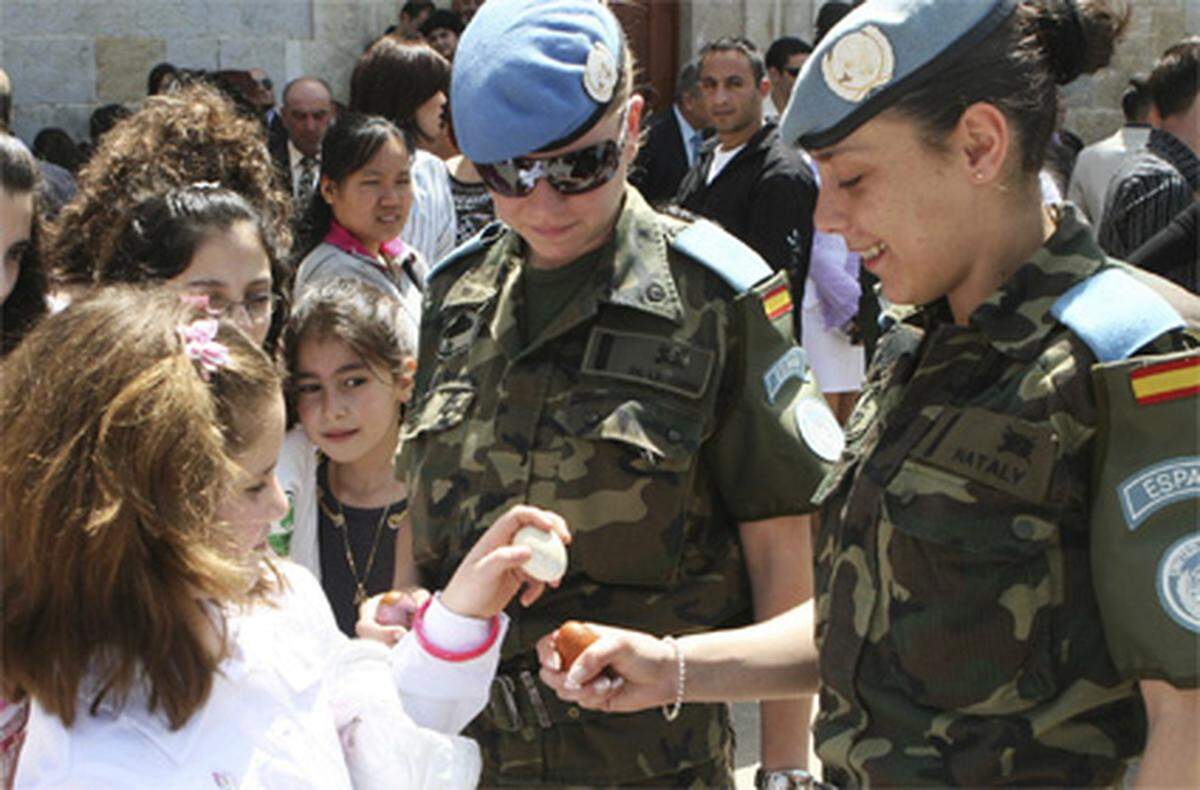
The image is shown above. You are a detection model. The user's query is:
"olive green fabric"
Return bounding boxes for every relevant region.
[520,243,606,346]
[811,205,1196,786]
[401,186,830,785]
[1091,347,1200,687]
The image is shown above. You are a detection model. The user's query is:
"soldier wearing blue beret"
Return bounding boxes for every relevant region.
[400,0,836,785]
[538,0,1200,787]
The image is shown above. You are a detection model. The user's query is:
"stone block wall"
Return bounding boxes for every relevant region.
[2,0,399,145]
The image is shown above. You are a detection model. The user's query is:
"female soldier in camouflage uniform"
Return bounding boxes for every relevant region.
[538,1,1200,787]
[400,0,836,785]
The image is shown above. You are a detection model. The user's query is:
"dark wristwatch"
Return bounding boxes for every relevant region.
[754,767,817,790]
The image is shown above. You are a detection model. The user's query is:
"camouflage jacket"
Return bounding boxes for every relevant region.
[402,187,832,785]
[811,205,1195,787]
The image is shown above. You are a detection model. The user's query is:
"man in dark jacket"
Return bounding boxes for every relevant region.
[676,37,817,320]
[630,61,710,204]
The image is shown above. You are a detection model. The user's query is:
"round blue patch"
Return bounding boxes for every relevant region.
[1156,532,1200,634]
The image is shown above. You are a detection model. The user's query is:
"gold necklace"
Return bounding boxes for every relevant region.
[318,463,406,606]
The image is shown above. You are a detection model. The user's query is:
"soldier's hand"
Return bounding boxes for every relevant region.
[537,624,677,714]
[440,505,571,620]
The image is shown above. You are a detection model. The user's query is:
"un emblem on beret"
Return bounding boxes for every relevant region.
[821,25,895,103]
[583,42,618,103]
[1158,533,1200,634]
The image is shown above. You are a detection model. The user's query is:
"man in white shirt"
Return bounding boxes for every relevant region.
[763,36,812,123]
[272,77,335,214]
[1067,76,1153,226]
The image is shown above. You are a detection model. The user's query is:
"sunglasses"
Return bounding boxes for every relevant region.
[475,114,628,198]
[784,67,802,77]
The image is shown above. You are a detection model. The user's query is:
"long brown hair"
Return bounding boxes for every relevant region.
[1,287,281,730]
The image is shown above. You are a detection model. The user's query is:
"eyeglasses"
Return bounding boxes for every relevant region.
[475,115,628,198]
[784,67,802,78]
[196,292,276,323]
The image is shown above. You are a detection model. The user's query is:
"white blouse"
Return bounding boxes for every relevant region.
[16,563,502,789]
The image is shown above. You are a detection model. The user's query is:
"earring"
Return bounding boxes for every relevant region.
[973,172,985,181]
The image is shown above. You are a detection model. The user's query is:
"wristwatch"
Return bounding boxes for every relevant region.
[754,767,817,790]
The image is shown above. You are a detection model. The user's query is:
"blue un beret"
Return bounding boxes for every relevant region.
[451,0,625,164]
[780,0,1016,150]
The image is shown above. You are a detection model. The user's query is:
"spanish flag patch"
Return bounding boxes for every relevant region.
[763,285,792,321]
[1130,356,1200,405]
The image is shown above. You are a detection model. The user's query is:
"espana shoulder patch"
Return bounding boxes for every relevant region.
[1119,457,1200,531]
[669,220,772,293]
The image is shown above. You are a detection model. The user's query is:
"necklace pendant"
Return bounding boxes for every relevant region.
[354,587,367,607]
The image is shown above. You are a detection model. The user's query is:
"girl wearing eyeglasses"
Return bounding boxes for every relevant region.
[96,185,277,349]
[293,113,426,345]
[399,0,834,786]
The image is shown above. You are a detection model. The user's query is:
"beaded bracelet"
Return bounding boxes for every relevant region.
[660,635,685,722]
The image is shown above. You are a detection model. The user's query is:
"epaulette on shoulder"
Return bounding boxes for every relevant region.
[668,219,772,294]
[427,221,505,281]
[1051,266,1185,362]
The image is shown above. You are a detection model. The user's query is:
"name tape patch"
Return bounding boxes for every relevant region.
[1157,532,1200,634]
[763,347,809,404]
[1119,456,1200,531]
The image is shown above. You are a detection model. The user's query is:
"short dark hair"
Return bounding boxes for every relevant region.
[1122,76,1152,124]
[815,2,854,45]
[147,62,177,95]
[31,128,85,174]
[698,37,766,84]
[401,1,435,19]
[89,103,132,144]
[1148,37,1200,120]
[294,113,407,262]
[350,38,450,145]
[675,61,702,103]
[765,37,813,71]
[421,9,464,37]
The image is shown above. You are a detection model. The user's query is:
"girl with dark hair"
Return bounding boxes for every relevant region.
[0,133,48,358]
[350,39,456,264]
[3,286,570,788]
[537,1,1200,787]
[106,184,277,349]
[293,113,426,343]
[275,277,419,637]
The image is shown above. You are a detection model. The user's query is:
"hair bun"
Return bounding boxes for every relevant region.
[1034,0,1088,84]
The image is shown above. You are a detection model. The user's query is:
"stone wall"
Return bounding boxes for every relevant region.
[2,0,398,144]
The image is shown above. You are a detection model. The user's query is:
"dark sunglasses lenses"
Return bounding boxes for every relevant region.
[477,139,622,197]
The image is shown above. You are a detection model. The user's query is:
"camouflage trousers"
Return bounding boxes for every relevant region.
[469,664,736,787]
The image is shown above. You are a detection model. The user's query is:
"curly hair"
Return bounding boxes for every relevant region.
[43,83,293,350]
[1,286,282,730]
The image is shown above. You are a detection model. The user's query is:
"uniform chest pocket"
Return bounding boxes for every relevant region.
[879,457,1063,714]
[548,391,704,587]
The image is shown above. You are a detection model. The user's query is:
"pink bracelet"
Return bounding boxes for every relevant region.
[412,597,501,662]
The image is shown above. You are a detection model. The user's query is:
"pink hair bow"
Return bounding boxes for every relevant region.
[177,319,231,381]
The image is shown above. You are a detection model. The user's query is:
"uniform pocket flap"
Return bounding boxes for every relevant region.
[555,391,703,462]
[402,382,476,440]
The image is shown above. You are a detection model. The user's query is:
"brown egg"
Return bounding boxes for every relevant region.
[554,620,600,669]
[375,591,412,626]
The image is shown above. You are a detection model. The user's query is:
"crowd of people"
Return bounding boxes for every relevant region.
[0,0,1197,787]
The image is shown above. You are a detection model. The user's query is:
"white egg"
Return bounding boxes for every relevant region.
[512,525,567,583]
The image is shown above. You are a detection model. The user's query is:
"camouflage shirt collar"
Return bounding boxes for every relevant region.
[441,186,684,325]
[600,186,685,324]
[966,203,1105,360]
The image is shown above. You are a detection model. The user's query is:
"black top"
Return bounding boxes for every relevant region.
[316,461,404,636]
[449,174,496,245]
[1128,201,1198,293]
[675,123,817,319]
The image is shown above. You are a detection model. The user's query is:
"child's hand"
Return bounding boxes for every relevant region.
[440,505,570,620]
[356,587,431,645]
